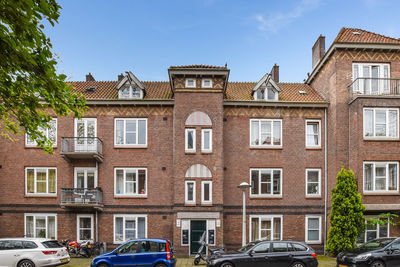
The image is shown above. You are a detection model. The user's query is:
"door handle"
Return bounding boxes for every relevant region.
[14,254,20,257]
[131,255,135,258]
[264,256,269,259]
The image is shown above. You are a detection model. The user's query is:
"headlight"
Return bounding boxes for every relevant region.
[355,253,371,261]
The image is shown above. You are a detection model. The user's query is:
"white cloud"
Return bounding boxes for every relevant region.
[253,0,320,33]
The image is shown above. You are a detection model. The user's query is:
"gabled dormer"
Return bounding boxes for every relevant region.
[252,68,281,101]
[115,71,145,99]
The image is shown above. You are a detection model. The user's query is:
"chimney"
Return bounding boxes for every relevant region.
[270,64,279,82]
[118,73,124,81]
[312,34,325,69]
[85,72,95,82]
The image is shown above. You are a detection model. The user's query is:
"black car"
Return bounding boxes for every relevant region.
[336,238,400,267]
[207,240,318,267]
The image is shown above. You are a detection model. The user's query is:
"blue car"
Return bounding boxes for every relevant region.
[91,238,176,267]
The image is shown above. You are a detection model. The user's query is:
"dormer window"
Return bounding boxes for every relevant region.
[255,87,277,101]
[252,72,281,101]
[202,79,212,88]
[186,79,196,88]
[119,85,142,99]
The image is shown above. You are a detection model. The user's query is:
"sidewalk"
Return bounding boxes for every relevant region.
[177,257,206,267]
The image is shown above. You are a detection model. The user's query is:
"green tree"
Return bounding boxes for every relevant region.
[326,168,365,255]
[0,0,86,152]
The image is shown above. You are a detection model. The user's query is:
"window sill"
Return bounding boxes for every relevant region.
[201,203,213,206]
[185,152,196,155]
[201,152,213,154]
[363,192,399,196]
[305,241,322,245]
[184,203,196,207]
[114,146,148,149]
[305,196,322,199]
[305,147,322,150]
[24,195,57,198]
[114,195,148,198]
[25,146,58,149]
[249,195,282,199]
[249,146,283,150]
[364,138,400,142]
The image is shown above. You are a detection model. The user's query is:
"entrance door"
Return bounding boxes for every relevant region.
[190,220,206,255]
[74,118,97,152]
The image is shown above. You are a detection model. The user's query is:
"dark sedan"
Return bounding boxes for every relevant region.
[207,240,318,267]
[336,238,400,267]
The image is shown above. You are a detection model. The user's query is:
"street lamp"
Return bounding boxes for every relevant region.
[238,181,251,247]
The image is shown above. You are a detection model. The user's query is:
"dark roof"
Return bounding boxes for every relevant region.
[334,27,400,44]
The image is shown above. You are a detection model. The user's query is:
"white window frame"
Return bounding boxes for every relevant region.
[185,78,196,88]
[352,63,390,94]
[114,118,148,147]
[358,217,390,243]
[24,213,57,239]
[74,167,98,189]
[249,119,282,148]
[77,214,94,242]
[254,88,278,101]
[114,168,148,196]
[25,118,57,147]
[113,214,147,244]
[118,85,143,99]
[25,167,57,196]
[201,181,212,204]
[305,119,321,148]
[250,168,282,197]
[305,215,322,244]
[249,215,283,242]
[363,161,399,193]
[363,108,399,139]
[305,169,321,197]
[185,128,196,153]
[185,181,196,204]
[202,79,212,88]
[201,129,212,153]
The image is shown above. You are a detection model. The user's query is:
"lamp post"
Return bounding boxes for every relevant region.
[238,182,251,247]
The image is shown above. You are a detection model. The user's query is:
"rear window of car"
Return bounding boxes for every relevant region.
[159,242,166,252]
[42,241,63,248]
[290,243,308,251]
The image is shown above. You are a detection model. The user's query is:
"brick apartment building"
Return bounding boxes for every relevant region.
[0,27,399,255]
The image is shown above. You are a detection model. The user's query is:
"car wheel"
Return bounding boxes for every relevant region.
[291,262,305,267]
[17,260,35,267]
[220,261,235,267]
[154,264,167,267]
[97,263,109,267]
[371,261,385,267]
[194,258,200,265]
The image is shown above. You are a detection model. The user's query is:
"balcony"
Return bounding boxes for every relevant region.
[348,78,400,100]
[60,188,103,210]
[60,137,103,162]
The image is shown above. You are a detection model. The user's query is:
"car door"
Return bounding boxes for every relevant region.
[385,241,400,267]
[245,242,271,267]
[110,241,139,267]
[266,242,292,267]
[135,241,160,267]
[0,240,24,267]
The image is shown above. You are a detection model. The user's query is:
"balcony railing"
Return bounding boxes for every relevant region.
[60,137,103,162]
[348,78,400,100]
[60,188,103,210]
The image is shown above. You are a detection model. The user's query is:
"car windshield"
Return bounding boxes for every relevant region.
[357,238,395,251]
[237,242,257,252]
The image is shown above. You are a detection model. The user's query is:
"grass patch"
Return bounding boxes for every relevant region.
[317,255,336,267]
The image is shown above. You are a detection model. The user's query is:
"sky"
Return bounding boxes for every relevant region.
[45,0,400,83]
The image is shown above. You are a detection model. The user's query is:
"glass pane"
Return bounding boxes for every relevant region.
[273,170,281,195]
[27,169,34,193]
[116,170,124,194]
[87,171,95,188]
[364,164,373,191]
[138,170,146,194]
[126,230,136,240]
[375,178,386,191]
[375,110,386,136]
[371,66,379,93]
[121,87,130,97]
[308,218,319,229]
[389,110,398,137]
[115,218,123,242]
[132,87,141,98]
[126,220,136,230]
[267,88,275,100]
[353,65,359,92]
[363,66,370,94]
[389,164,397,191]
[36,170,47,193]
[203,183,210,201]
[308,171,319,182]
[307,183,318,195]
[138,120,146,145]
[367,231,377,241]
[126,121,136,132]
[48,217,55,239]
[126,171,136,182]
[379,223,388,238]
[203,131,210,150]
[80,229,92,240]
[256,89,264,100]
[116,120,124,144]
[126,133,136,144]
[26,216,34,237]
[187,183,194,201]
[273,121,281,145]
[253,243,270,253]
[138,217,146,238]
[364,109,374,137]
[251,121,259,145]
[251,218,259,241]
[260,121,271,145]
[48,169,56,193]
[308,230,319,241]
[77,172,85,189]
[80,217,91,228]
[187,130,194,149]
[273,218,281,240]
[48,120,56,143]
[272,242,288,252]
[251,170,259,195]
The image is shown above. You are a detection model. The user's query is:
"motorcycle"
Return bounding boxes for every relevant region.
[65,240,92,258]
[193,231,225,265]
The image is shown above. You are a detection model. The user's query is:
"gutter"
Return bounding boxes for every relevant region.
[224,100,329,108]
[86,99,175,106]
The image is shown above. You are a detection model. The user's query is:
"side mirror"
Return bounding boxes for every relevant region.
[248,250,253,257]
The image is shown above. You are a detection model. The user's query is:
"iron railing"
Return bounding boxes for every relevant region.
[61,188,103,205]
[61,137,103,154]
[348,78,400,99]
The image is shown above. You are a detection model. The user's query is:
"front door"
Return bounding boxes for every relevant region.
[75,118,97,152]
[190,220,206,255]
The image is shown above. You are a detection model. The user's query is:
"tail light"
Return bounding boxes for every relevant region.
[42,250,57,255]
[311,252,317,258]
[166,241,171,260]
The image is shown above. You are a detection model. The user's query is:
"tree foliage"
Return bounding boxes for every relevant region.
[326,168,365,255]
[0,0,86,152]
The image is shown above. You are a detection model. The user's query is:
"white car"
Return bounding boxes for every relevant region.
[0,238,70,267]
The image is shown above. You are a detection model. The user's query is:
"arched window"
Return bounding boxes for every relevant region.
[185,164,212,205]
[185,111,212,126]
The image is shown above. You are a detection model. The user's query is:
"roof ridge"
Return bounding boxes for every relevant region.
[67,80,118,83]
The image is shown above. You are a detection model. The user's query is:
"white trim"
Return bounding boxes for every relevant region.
[185,181,196,204]
[201,79,213,88]
[25,118,57,147]
[185,78,196,88]
[74,167,98,189]
[359,216,390,243]
[249,119,282,148]
[201,129,212,153]
[24,213,57,239]
[305,119,321,148]
[201,181,212,204]
[185,128,196,153]
[363,108,399,140]
[249,215,283,242]
[114,118,148,147]
[250,168,282,197]
[113,214,148,244]
[363,161,399,193]
[77,214,94,242]
[352,63,391,94]
[25,167,57,196]
[114,168,148,196]
[305,169,321,197]
[305,215,322,244]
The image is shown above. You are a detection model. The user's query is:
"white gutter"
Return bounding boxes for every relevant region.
[324,107,328,254]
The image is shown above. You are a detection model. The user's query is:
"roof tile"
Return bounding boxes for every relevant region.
[334,27,400,44]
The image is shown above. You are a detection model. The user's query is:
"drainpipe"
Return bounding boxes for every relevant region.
[96,161,99,242]
[324,108,328,254]
[96,210,98,242]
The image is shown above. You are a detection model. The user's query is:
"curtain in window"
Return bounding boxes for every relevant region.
[273,171,281,195]
[87,171,95,188]
[389,110,398,138]
[273,218,281,240]
[115,217,123,242]
[36,170,47,193]
[138,120,146,145]
[26,216,34,237]
[48,169,56,193]
[48,216,56,239]
[116,170,124,194]
[251,218,259,241]
[389,164,397,190]
[27,169,35,193]
[364,110,374,137]
[138,217,146,238]
[138,170,146,194]
[251,170,259,195]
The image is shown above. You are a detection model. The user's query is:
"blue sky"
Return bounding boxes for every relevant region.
[46,0,400,82]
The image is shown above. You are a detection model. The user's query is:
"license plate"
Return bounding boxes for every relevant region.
[339,265,347,267]
[61,258,69,263]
